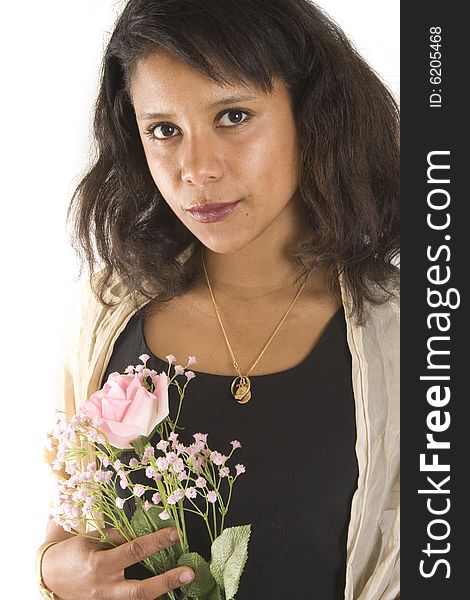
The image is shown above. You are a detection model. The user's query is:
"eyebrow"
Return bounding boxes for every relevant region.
[138,94,262,121]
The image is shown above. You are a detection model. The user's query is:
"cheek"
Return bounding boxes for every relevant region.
[271,134,300,197]
[144,149,177,197]
[244,135,299,203]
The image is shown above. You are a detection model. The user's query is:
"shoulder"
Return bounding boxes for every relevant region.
[366,276,400,326]
[63,269,150,406]
[340,270,400,328]
[342,275,399,383]
[80,269,147,329]
[74,271,153,377]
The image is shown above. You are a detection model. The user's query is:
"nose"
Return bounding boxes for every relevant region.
[180,136,224,186]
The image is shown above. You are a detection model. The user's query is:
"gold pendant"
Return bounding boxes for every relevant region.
[231,375,251,404]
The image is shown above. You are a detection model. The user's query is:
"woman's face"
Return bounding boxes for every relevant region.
[130,51,303,255]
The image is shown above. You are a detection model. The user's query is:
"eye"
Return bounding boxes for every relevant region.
[217,109,251,128]
[145,122,180,140]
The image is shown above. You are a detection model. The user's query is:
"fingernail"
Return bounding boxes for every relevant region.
[179,569,194,584]
[169,528,179,543]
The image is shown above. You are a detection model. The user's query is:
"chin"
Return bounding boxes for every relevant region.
[197,234,252,256]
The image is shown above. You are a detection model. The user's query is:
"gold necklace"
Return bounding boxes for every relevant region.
[201,248,310,404]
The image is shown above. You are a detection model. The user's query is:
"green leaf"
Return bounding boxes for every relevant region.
[130,436,149,459]
[130,505,180,575]
[205,585,223,600]
[131,504,176,535]
[210,525,251,599]
[141,503,177,532]
[178,552,216,598]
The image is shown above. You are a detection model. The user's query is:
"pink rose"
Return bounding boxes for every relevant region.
[84,371,169,449]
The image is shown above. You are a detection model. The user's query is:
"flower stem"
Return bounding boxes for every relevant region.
[212,500,217,540]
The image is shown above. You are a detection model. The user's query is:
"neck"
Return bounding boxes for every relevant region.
[200,206,309,301]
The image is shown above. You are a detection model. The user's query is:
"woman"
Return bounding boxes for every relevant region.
[38,0,399,598]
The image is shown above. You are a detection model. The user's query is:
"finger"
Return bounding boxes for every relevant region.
[107,528,181,571]
[121,566,195,600]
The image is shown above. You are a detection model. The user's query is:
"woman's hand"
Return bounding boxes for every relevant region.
[41,527,195,600]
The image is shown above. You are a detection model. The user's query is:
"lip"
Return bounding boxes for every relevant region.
[186,200,240,223]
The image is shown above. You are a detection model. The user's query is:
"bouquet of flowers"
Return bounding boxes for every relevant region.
[48,354,250,600]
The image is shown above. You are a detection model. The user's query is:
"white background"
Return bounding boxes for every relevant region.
[0,1,398,596]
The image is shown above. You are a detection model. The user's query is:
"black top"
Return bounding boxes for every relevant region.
[101,306,358,599]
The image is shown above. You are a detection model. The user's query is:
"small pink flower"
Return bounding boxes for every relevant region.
[191,456,205,471]
[207,491,217,503]
[185,487,197,499]
[115,498,125,509]
[66,504,80,519]
[134,484,146,498]
[145,466,158,479]
[82,506,93,517]
[185,371,196,380]
[166,452,178,464]
[188,442,203,456]
[231,440,242,450]
[150,372,163,389]
[169,432,179,444]
[188,356,197,366]
[83,496,95,515]
[156,457,169,471]
[159,509,171,520]
[142,446,155,463]
[174,365,185,376]
[177,470,188,481]
[125,365,135,374]
[94,470,107,483]
[144,500,152,511]
[152,492,162,504]
[120,476,128,490]
[167,489,185,505]
[129,458,138,467]
[195,477,207,488]
[75,488,88,501]
[171,458,185,474]
[139,354,150,364]
[174,441,187,454]
[235,464,246,475]
[91,416,104,427]
[65,462,77,476]
[156,440,169,452]
[176,489,185,502]
[166,354,176,364]
[219,467,230,478]
[210,451,227,466]
[193,433,208,444]
[113,460,122,470]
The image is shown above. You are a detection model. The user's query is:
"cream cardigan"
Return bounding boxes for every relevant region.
[61,272,400,600]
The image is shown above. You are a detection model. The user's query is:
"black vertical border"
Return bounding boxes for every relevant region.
[401,2,467,598]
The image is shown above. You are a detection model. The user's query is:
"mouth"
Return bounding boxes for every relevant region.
[186,200,241,223]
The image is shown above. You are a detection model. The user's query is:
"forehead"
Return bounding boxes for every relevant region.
[129,50,271,115]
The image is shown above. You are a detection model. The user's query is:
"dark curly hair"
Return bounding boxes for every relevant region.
[68,0,399,323]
